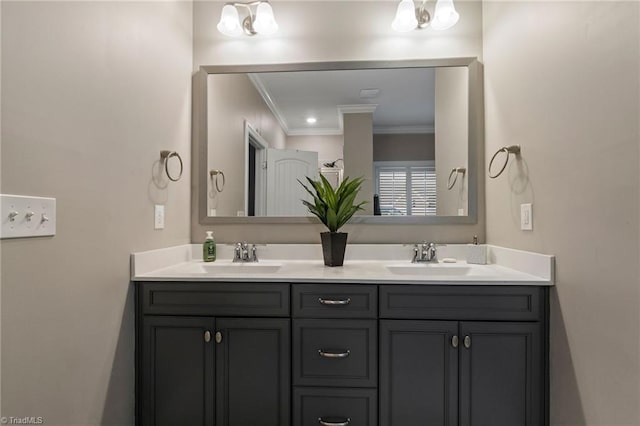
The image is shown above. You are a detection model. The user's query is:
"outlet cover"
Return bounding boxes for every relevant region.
[154,205,165,230]
[520,203,533,231]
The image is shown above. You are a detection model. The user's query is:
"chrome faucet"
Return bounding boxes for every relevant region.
[233,242,259,263]
[412,242,438,263]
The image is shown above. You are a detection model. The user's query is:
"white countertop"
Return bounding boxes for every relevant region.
[131,244,554,286]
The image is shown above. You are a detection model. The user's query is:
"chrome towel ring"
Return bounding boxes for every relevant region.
[210,170,226,192]
[160,150,183,182]
[488,145,521,179]
[447,167,466,190]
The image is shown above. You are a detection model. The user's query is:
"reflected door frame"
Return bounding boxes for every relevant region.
[319,167,344,188]
[244,121,269,216]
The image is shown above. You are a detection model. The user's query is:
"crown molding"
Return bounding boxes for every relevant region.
[337,104,379,115]
[247,73,291,135]
[337,104,378,132]
[373,125,435,134]
[286,128,343,137]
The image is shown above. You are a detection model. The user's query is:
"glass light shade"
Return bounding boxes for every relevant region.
[254,2,279,35]
[431,0,460,31]
[217,5,242,37]
[391,0,418,32]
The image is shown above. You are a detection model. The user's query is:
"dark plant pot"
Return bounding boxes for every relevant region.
[320,232,348,267]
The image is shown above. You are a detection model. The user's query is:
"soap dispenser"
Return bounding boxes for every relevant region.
[466,235,487,265]
[203,231,216,262]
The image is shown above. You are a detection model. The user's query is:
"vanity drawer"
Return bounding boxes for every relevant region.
[380,285,543,321]
[292,284,377,318]
[293,387,377,426]
[293,319,377,387]
[141,282,290,316]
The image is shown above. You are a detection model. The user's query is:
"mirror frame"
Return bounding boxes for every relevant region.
[194,57,483,225]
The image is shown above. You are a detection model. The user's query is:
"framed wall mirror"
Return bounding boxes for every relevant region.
[194,58,483,225]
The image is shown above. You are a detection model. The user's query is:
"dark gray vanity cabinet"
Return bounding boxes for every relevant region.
[136,281,548,426]
[292,284,379,426]
[379,285,548,426]
[136,283,291,426]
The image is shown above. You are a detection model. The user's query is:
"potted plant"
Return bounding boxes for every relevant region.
[299,175,367,266]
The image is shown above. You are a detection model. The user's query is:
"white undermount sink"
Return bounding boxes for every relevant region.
[385,263,483,277]
[200,262,282,274]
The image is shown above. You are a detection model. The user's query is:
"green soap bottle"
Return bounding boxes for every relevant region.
[203,231,216,262]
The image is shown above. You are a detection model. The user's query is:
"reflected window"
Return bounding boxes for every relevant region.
[374,161,436,216]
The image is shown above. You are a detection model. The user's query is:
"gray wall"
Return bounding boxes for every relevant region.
[435,67,469,216]
[373,133,435,162]
[1,2,193,424]
[286,135,344,168]
[343,113,374,215]
[483,2,640,425]
[192,0,485,243]
[207,74,286,216]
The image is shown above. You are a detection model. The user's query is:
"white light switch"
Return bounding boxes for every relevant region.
[520,203,533,231]
[1,194,56,239]
[154,205,165,230]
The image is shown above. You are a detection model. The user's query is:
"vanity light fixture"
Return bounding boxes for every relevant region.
[217,1,278,37]
[306,117,317,124]
[392,0,459,33]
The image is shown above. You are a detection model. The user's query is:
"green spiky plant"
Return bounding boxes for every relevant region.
[298,175,367,233]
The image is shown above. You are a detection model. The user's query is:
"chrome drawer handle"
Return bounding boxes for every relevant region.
[318,417,351,426]
[318,297,351,306]
[318,349,351,359]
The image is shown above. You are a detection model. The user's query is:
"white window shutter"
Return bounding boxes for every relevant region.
[410,167,437,216]
[375,162,436,216]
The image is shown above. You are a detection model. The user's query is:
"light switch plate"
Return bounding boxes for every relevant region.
[154,205,165,230]
[520,203,533,231]
[1,194,56,239]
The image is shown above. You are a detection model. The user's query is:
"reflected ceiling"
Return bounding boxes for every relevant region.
[249,68,436,136]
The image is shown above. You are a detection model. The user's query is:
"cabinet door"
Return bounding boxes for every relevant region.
[379,320,458,426]
[215,318,291,426]
[459,322,542,426]
[141,316,215,426]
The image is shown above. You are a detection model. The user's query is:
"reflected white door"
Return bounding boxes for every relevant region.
[265,149,318,216]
